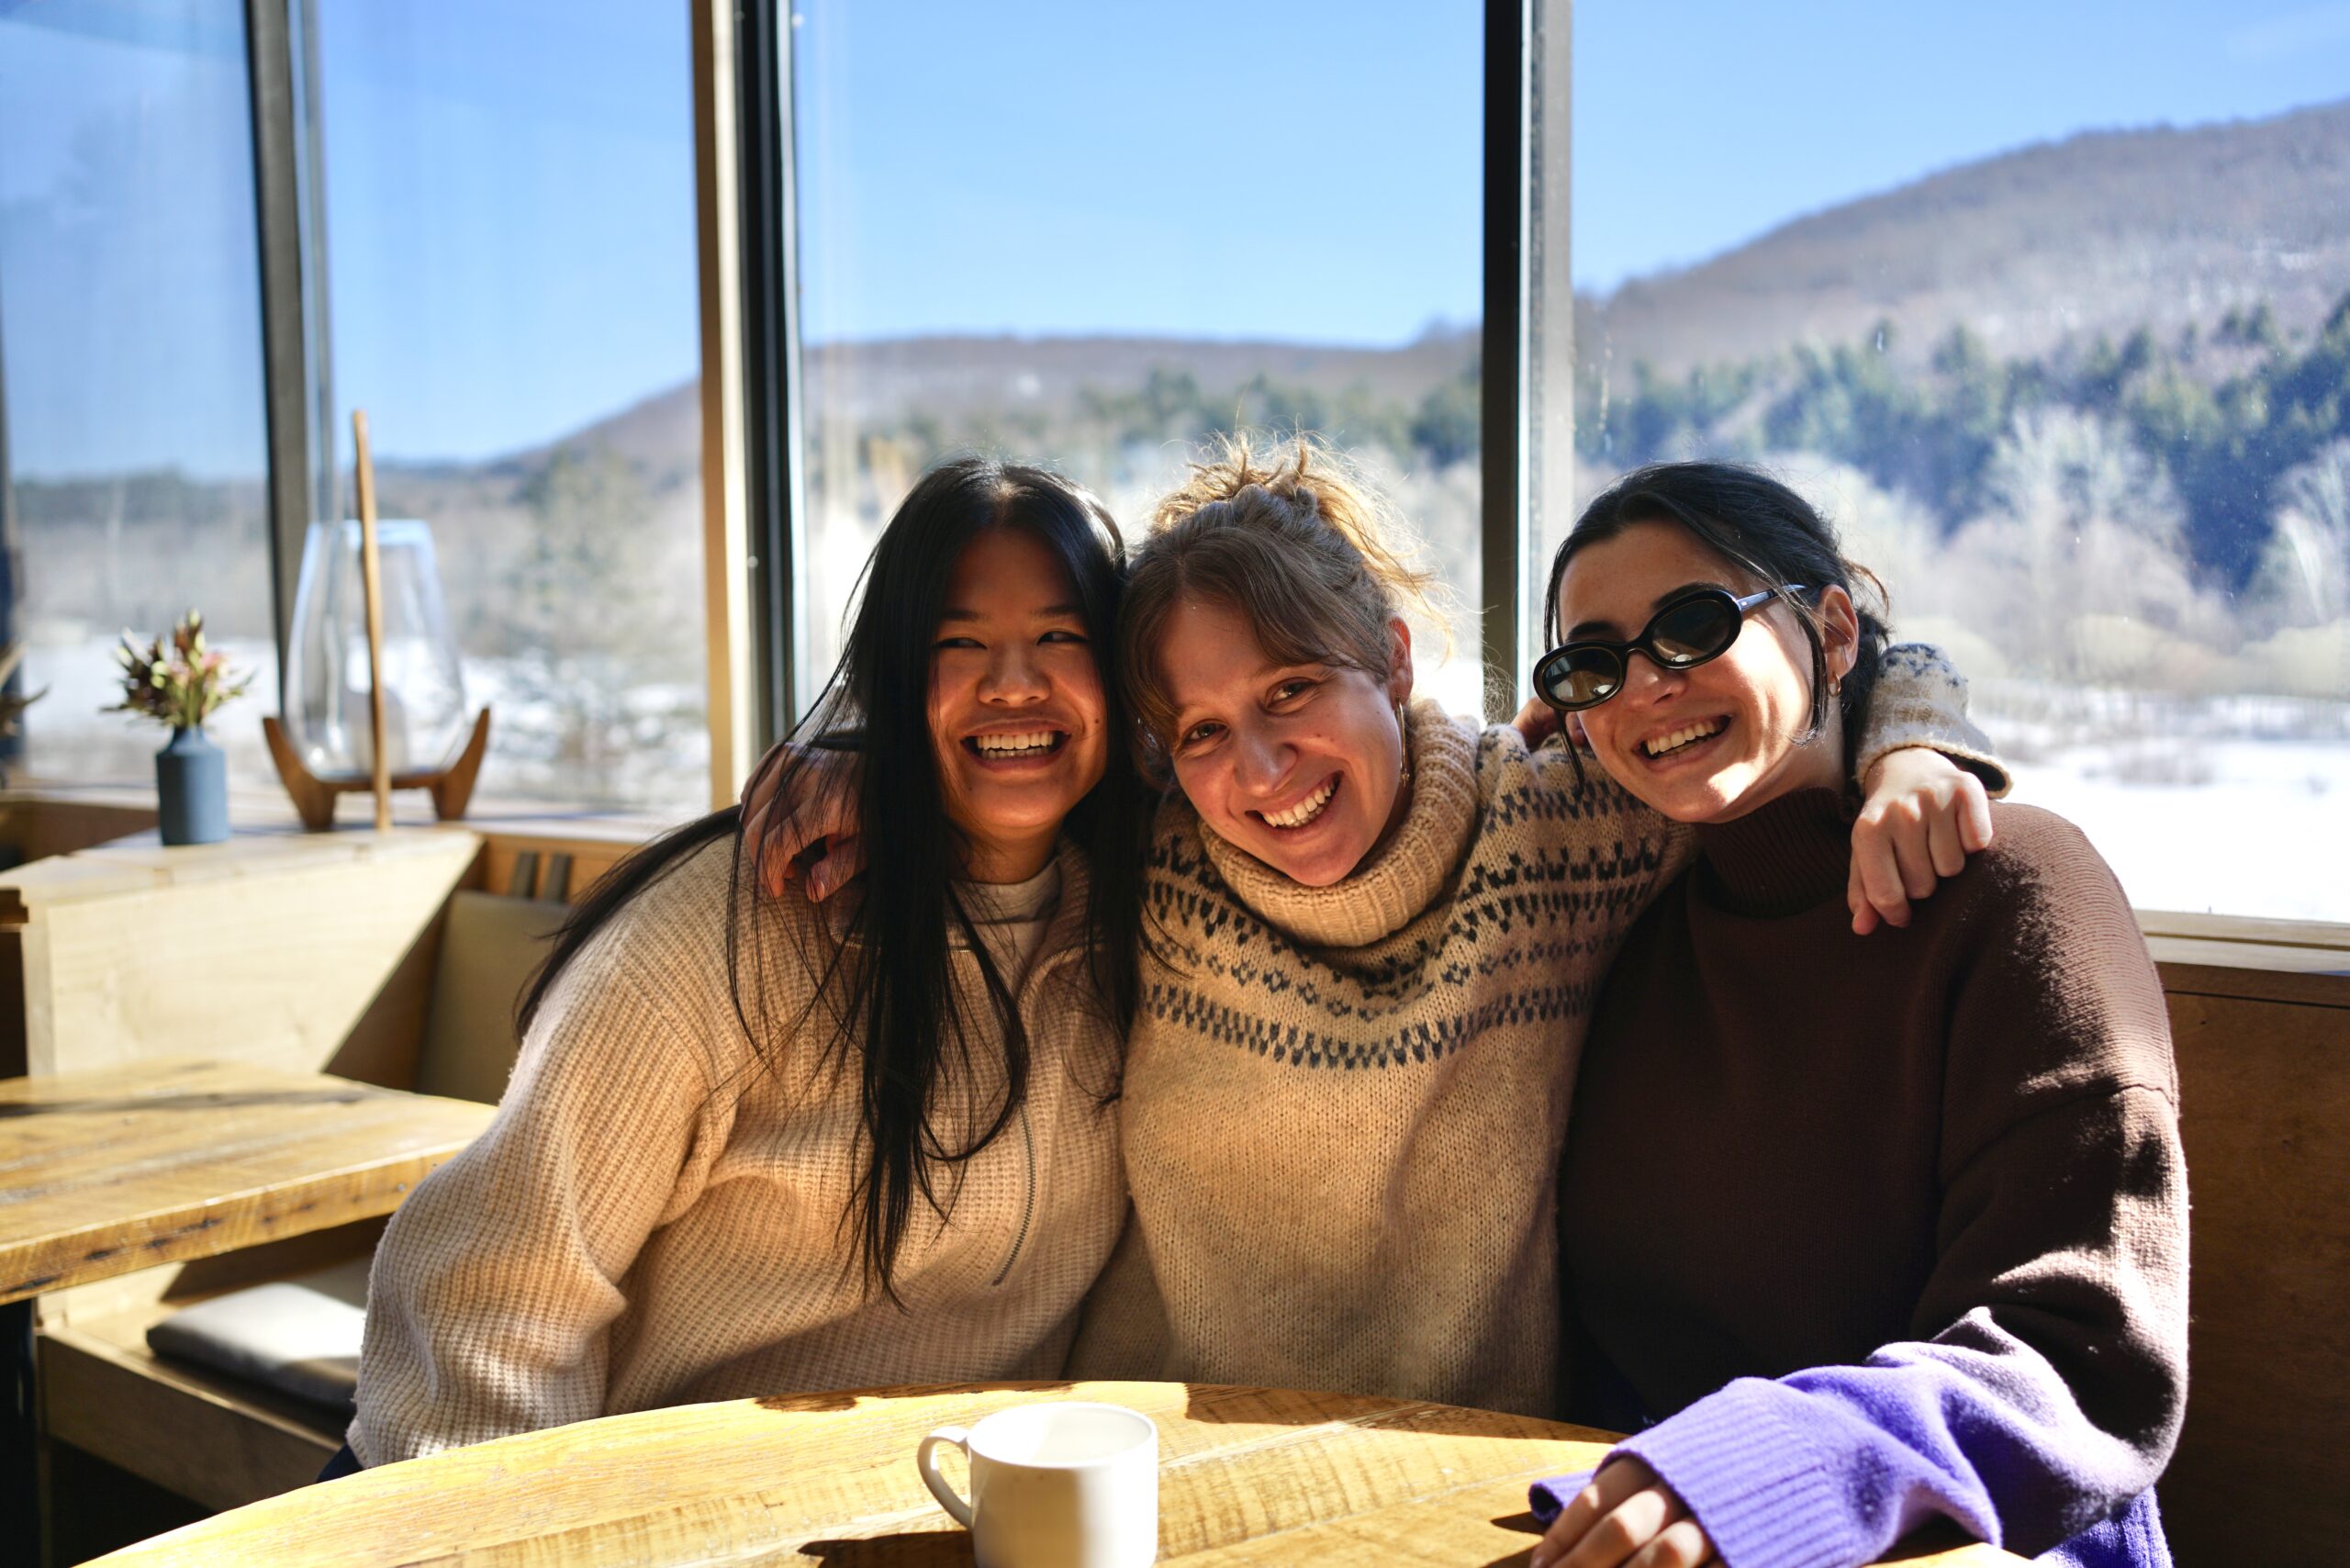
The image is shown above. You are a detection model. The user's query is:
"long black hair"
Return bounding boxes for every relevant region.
[1546,461,1891,773]
[519,456,1147,1301]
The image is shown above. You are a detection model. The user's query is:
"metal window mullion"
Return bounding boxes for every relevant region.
[1480,0,1532,721]
[1525,0,1572,655]
[245,0,333,708]
[735,0,809,742]
[0,257,18,743]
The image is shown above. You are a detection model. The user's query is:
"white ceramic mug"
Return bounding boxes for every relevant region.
[916,1401,1159,1568]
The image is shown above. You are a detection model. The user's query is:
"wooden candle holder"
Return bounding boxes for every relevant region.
[261,708,492,831]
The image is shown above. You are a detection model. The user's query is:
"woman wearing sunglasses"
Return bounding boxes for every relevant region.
[1526,462,2186,1568]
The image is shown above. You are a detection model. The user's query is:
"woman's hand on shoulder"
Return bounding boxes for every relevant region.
[1850,747,1996,935]
[741,742,865,902]
[1530,1457,1717,1568]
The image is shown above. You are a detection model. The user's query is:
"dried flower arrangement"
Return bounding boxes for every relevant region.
[109,610,252,731]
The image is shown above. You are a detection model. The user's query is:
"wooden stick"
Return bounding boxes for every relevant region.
[352,409,393,832]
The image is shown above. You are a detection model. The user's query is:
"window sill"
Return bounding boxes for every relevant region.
[7,785,2345,998]
[0,778,683,846]
[2139,911,2350,1008]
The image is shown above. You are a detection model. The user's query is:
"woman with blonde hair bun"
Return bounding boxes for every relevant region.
[1066,435,2003,1416]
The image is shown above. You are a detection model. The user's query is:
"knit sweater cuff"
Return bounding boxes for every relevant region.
[1615,1379,1864,1568]
[1859,644,2011,799]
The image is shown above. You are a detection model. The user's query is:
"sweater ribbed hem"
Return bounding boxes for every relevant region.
[1615,1380,1867,1568]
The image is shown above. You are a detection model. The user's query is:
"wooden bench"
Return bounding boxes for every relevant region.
[0,812,639,1551]
[27,876,566,1510]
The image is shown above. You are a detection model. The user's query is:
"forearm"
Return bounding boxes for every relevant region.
[1602,1341,2153,1568]
[351,1148,630,1463]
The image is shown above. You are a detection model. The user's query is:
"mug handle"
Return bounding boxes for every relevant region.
[916,1425,975,1528]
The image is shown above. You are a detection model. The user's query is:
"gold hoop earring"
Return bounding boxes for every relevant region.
[1394,700,1413,792]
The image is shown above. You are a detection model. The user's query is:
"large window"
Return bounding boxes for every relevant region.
[314,0,706,808]
[0,0,705,813]
[8,1,2339,931]
[784,0,1489,716]
[0,2,275,788]
[1564,7,2350,922]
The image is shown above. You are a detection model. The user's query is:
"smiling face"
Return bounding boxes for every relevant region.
[926,526,1111,882]
[1555,519,1855,824]
[1157,596,1414,887]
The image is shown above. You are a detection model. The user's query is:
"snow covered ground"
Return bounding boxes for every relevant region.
[1977,681,2349,923]
[2008,739,2346,921]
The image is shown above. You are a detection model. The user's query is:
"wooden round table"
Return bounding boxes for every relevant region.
[84,1381,2024,1565]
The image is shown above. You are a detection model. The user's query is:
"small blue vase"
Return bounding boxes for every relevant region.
[156,724,230,846]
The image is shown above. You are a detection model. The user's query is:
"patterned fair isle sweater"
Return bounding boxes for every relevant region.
[351,838,1126,1466]
[1069,648,2002,1417]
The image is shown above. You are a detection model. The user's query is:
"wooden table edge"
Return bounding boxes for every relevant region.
[0,1063,492,1305]
[0,1139,476,1305]
[74,1382,2031,1567]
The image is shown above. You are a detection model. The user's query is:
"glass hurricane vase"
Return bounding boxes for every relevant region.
[283,519,469,779]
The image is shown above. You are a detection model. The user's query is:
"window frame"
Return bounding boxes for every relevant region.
[722,0,1544,733]
[242,0,732,811]
[246,0,336,689]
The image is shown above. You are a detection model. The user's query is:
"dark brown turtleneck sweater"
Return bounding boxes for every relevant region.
[1555,789,2188,1563]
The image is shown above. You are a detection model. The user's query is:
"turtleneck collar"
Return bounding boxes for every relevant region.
[1197,698,1482,949]
[1693,786,1854,917]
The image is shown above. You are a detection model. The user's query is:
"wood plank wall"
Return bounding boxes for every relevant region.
[2154,959,2350,1567]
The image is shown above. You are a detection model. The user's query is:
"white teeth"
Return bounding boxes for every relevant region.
[974,731,1059,756]
[1644,720,1726,757]
[1262,777,1337,829]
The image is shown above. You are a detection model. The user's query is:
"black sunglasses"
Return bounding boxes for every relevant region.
[1532,584,1806,713]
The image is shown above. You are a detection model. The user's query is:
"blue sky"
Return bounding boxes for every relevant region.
[790,0,1482,343]
[3,0,2347,473]
[1572,0,2350,290]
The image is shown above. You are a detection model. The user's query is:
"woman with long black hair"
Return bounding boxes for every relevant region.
[345,457,1149,1466]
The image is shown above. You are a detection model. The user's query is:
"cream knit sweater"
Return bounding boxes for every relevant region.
[1069,651,1998,1417]
[351,837,1126,1466]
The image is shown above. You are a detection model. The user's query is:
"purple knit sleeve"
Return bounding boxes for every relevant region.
[1523,1372,1921,1567]
[1588,1371,1994,1568]
[1530,1354,2173,1568]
